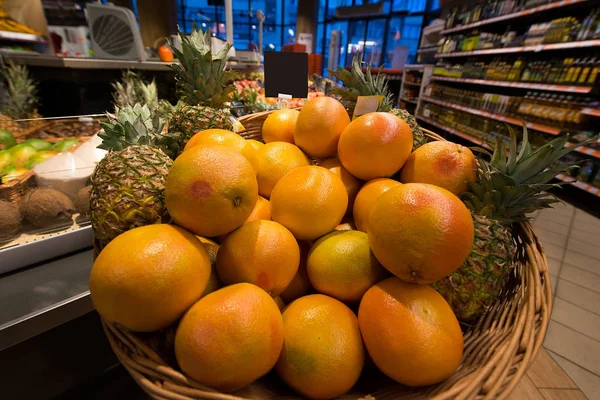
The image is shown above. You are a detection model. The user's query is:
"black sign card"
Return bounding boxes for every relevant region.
[264,51,308,98]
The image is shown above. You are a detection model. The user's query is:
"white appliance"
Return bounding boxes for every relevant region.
[86,2,145,60]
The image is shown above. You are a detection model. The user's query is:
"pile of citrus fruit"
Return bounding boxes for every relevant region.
[90,96,478,397]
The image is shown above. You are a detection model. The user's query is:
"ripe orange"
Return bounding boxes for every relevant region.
[273,295,286,311]
[262,109,300,143]
[358,277,463,386]
[217,220,300,296]
[279,241,311,303]
[197,236,223,296]
[270,165,348,240]
[175,283,283,392]
[294,97,350,158]
[90,225,211,332]
[157,45,174,62]
[367,183,474,284]
[338,112,413,180]
[320,158,362,215]
[400,141,478,195]
[353,178,402,232]
[247,195,271,221]
[217,195,271,242]
[165,145,258,237]
[184,129,245,152]
[276,294,364,399]
[307,230,386,303]
[257,141,310,198]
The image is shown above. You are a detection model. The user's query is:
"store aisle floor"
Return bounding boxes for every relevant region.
[529,202,600,400]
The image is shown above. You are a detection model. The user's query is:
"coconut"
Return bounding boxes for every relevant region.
[0,200,21,241]
[75,186,91,216]
[19,188,75,228]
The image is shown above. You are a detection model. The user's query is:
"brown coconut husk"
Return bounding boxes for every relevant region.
[75,186,91,216]
[0,200,21,242]
[19,188,75,228]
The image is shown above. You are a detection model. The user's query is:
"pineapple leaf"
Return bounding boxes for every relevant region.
[506,125,518,175]
[516,123,532,162]
[490,137,506,173]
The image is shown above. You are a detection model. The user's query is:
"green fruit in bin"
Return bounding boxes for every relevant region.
[8,143,37,167]
[0,150,14,173]
[23,150,58,169]
[25,138,52,151]
[1,166,29,184]
[0,129,17,150]
[52,138,79,153]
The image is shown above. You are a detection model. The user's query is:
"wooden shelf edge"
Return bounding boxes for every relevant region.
[430,76,593,93]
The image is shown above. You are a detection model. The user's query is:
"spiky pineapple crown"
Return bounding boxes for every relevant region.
[0,61,38,119]
[169,26,237,109]
[463,125,592,224]
[329,53,394,113]
[99,104,167,150]
[112,70,159,111]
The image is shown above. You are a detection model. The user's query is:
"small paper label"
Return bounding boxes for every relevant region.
[353,95,384,119]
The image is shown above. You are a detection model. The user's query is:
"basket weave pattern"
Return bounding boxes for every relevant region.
[99,110,553,400]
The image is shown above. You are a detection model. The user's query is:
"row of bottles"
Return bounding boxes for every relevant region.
[435,55,600,86]
[441,10,600,54]
[423,83,595,128]
[445,0,564,29]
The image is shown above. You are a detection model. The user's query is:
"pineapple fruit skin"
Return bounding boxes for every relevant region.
[90,145,172,247]
[389,108,427,151]
[168,104,233,141]
[432,213,517,323]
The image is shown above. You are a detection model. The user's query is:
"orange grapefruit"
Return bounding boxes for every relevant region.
[400,141,478,195]
[367,183,474,284]
[262,109,300,143]
[276,294,364,399]
[294,97,350,158]
[353,178,402,232]
[165,145,258,237]
[358,277,463,386]
[257,141,310,198]
[175,283,283,392]
[320,158,362,215]
[270,165,348,240]
[90,224,211,332]
[338,112,413,180]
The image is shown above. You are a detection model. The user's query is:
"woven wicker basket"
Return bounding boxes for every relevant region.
[99,109,553,400]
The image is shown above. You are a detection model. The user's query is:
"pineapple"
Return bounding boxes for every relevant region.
[433,125,586,322]
[329,53,426,150]
[90,104,173,247]
[0,62,42,133]
[112,70,159,111]
[167,26,236,142]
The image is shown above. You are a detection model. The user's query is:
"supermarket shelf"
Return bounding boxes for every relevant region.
[417,46,438,53]
[582,108,600,117]
[401,97,418,105]
[441,0,590,35]
[404,81,422,86]
[565,142,600,158]
[0,30,47,43]
[556,173,600,197]
[416,115,493,150]
[436,39,600,58]
[431,76,594,93]
[421,96,561,135]
[404,64,425,71]
[422,96,600,158]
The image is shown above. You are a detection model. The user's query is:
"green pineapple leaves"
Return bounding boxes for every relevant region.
[169,25,237,108]
[0,61,38,119]
[463,124,596,224]
[99,104,165,151]
[111,70,159,111]
[329,53,394,113]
